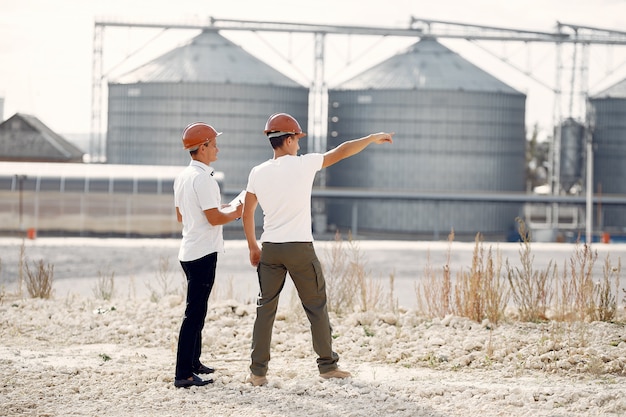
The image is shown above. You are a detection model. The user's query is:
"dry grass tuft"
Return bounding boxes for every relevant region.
[417,231,508,324]
[323,220,622,325]
[506,218,554,322]
[146,255,182,302]
[569,243,597,321]
[93,269,115,301]
[24,258,54,299]
[416,230,454,318]
[323,231,392,314]
[0,257,4,304]
[211,275,236,302]
[453,233,508,324]
[591,255,621,322]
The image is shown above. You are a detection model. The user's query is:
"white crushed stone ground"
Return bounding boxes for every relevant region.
[1,238,625,416]
[1,295,624,417]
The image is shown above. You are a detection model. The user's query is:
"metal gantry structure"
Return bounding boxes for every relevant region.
[91,17,626,240]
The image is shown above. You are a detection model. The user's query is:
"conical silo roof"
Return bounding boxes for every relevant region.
[592,77,626,99]
[114,30,302,87]
[334,37,520,93]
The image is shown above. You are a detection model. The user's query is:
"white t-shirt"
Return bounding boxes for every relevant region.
[174,160,224,262]
[246,153,323,243]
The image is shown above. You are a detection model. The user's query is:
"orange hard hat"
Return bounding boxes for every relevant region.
[181,122,222,150]
[263,113,306,139]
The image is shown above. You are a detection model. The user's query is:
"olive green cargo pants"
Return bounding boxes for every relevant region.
[250,242,340,376]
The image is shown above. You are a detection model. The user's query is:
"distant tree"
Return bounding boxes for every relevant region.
[526,124,550,190]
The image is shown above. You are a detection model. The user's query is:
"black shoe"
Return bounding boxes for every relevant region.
[174,373,213,388]
[193,364,215,374]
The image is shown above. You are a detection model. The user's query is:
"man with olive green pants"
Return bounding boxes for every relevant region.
[242,113,394,386]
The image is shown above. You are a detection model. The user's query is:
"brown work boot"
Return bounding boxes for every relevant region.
[245,373,268,386]
[319,369,352,379]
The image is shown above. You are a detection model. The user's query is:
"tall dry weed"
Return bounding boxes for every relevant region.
[0,257,3,303]
[416,231,454,318]
[146,255,180,302]
[453,233,508,324]
[93,268,116,301]
[323,231,388,314]
[454,233,485,321]
[568,243,597,321]
[591,255,621,322]
[324,231,357,314]
[18,239,25,297]
[553,262,576,321]
[483,247,509,325]
[506,218,554,321]
[210,275,236,302]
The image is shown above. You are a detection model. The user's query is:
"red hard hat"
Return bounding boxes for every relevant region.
[181,122,222,150]
[263,113,306,139]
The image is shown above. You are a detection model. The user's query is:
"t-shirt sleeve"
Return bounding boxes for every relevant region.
[305,153,324,172]
[246,166,257,195]
[194,174,221,211]
[173,177,181,207]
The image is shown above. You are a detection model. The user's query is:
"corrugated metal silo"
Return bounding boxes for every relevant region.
[558,117,584,193]
[589,78,626,229]
[326,38,527,238]
[106,30,309,189]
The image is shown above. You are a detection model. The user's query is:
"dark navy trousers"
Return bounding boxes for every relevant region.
[175,252,217,380]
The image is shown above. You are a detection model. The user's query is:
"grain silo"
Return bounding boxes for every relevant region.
[558,117,585,193]
[106,30,309,189]
[326,37,527,239]
[588,77,626,230]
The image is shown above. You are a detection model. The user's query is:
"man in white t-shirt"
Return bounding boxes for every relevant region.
[242,113,393,386]
[173,122,243,388]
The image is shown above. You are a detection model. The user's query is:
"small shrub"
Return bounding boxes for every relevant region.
[24,259,54,299]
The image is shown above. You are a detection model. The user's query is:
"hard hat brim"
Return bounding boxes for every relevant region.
[266,131,307,139]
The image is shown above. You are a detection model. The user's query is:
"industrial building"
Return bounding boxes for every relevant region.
[325,38,526,238]
[0,162,189,237]
[588,78,626,234]
[2,18,626,240]
[106,30,309,190]
[0,113,85,163]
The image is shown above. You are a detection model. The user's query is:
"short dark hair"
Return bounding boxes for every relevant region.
[269,134,291,149]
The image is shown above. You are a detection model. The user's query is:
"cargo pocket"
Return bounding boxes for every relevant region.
[312,259,325,293]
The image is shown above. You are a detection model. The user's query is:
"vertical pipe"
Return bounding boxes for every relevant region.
[17,175,24,232]
[585,131,593,244]
[351,202,358,237]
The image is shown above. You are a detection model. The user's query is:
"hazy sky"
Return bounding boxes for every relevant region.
[1,0,624,140]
